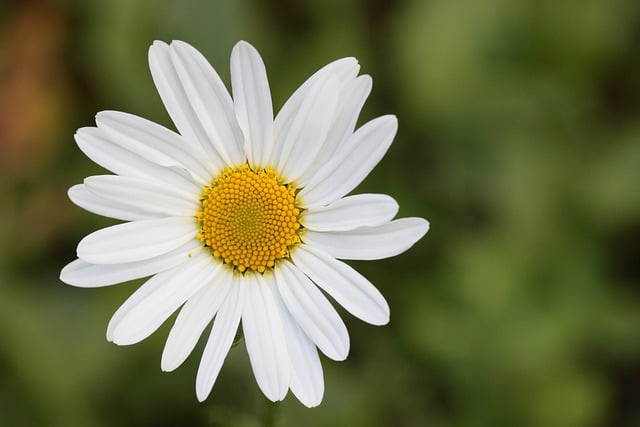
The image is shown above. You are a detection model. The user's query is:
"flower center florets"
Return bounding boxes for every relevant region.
[197,165,302,273]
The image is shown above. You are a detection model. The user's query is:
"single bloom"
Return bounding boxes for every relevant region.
[60,40,429,407]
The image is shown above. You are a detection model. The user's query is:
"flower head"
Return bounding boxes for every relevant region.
[61,40,429,407]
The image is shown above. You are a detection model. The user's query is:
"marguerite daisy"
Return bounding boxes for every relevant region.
[60,40,429,407]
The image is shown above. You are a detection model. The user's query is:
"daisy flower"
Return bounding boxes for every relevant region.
[60,40,429,407]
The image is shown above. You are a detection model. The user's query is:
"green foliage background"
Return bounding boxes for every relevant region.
[1,0,640,426]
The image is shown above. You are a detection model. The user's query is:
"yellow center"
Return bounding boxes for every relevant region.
[196,165,302,273]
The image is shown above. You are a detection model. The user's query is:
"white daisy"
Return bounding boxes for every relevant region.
[60,40,429,407]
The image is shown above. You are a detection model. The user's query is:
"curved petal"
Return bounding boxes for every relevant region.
[303,217,429,260]
[110,252,219,345]
[274,57,359,149]
[76,127,177,181]
[242,272,289,401]
[106,266,177,341]
[83,175,199,218]
[273,287,324,407]
[299,115,397,208]
[196,278,243,401]
[296,75,372,185]
[274,260,349,361]
[230,41,274,169]
[60,240,201,287]
[291,245,389,325]
[148,40,225,171]
[301,193,398,232]
[77,217,197,264]
[275,73,339,183]
[169,40,245,167]
[162,269,232,372]
[68,184,153,222]
[94,111,212,184]
[76,126,206,192]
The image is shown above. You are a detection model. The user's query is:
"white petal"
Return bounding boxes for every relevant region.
[273,288,324,407]
[60,240,201,287]
[106,267,176,341]
[77,217,196,264]
[196,278,243,401]
[296,75,372,185]
[274,57,359,146]
[110,252,219,345]
[68,184,153,222]
[94,111,211,186]
[148,40,225,171]
[169,40,245,167]
[242,272,289,401]
[161,271,232,372]
[275,73,339,183]
[291,245,390,325]
[76,126,204,193]
[274,260,349,361]
[75,127,173,180]
[299,115,398,208]
[304,217,429,260]
[302,193,399,232]
[84,175,198,218]
[230,41,274,169]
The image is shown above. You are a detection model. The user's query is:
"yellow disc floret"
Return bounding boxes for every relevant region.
[196,165,302,273]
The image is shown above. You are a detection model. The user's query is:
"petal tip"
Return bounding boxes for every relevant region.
[59,271,69,285]
[232,40,262,60]
[169,40,196,56]
[378,314,391,326]
[366,301,390,326]
[330,349,349,362]
[74,126,94,137]
[59,259,79,285]
[160,349,178,372]
[148,40,170,64]
[195,383,212,402]
[415,217,430,239]
[160,360,175,373]
[301,396,323,408]
[150,40,169,49]
[234,40,253,49]
[67,183,81,201]
[385,114,399,128]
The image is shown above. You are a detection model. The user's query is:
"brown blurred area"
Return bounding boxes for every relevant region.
[0,0,78,271]
[0,0,70,181]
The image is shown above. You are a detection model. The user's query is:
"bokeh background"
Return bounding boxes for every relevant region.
[1,0,640,426]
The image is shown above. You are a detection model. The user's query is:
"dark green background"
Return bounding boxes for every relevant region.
[1,0,639,426]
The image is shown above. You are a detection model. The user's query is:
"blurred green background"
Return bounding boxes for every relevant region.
[1,0,640,426]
